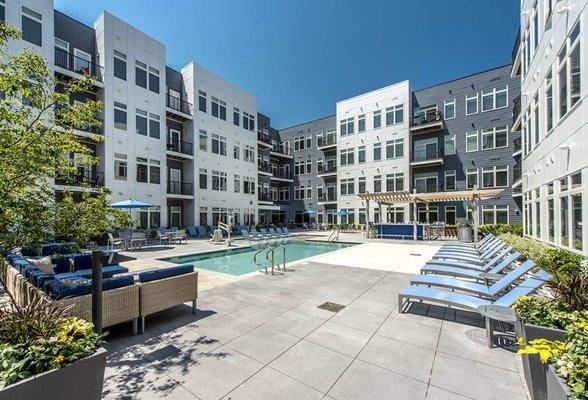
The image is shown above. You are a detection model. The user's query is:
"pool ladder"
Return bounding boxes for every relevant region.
[254,243,286,275]
[328,229,339,242]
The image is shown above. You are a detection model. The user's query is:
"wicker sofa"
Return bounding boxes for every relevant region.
[1,254,198,335]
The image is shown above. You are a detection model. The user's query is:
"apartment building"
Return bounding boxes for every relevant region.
[517,0,587,255]
[279,115,337,225]
[411,65,521,225]
[335,81,412,226]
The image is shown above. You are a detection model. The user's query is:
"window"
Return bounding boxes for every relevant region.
[358,115,365,132]
[211,134,227,156]
[533,94,540,146]
[559,45,568,118]
[444,170,456,190]
[414,175,437,193]
[445,206,457,225]
[244,177,255,195]
[22,7,42,46]
[561,195,569,246]
[114,158,127,180]
[444,99,455,119]
[466,168,478,189]
[572,194,582,251]
[482,206,509,224]
[340,118,354,136]
[135,61,147,88]
[0,1,5,21]
[386,173,404,192]
[546,69,554,132]
[294,137,305,151]
[482,166,508,188]
[233,144,240,160]
[358,146,366,163]
[385,139,404,159]
[548,198,555,242]
[149,161,160,184]
[135,109,148,136]
[385,104,404,125]
[373,143,382,161]
[148,67,159,94]
[569,25,581,108]
[294,161,305,176]
[481,87,508,111]
[466,94,478,115]
[466,131,478,152]
[244,146,255,163]
[136,157,148,183]
[211,97,226,120]
[199,130,207,151]
[557,22,581,120]
[373,175,382,193]
[113,51,127,80]
[339,148,354,165]
[444,135,456,155]
[387,207,405,223]
[198,91,207,113]
[148,113,160,139]
[358,177,366,194]
[243,112,255,131]
[233,175,241,193]
[481,126,508,150]
[114,102,127,131]
[305,136,311,149]
[199,168,207,189]
[305,160,312,174]
[211,171,227,191]
[373,110,381,129]
[305,186,312,199]
[233,107,240,126]
[340,178,354,195]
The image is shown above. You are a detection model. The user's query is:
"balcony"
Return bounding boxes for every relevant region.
[317,165,337,178]
[410,109,444,134]
[317,194,337,204]
[317,135,337,151]
[258,193,273,204]
[257,132,273,149]
[270,170,293,182]
[55,170,103,188]
[414,181,438,194]
[513,137,522,156]
[512,160,522,188]
[512,94,521,131]
[257,161,272,176]
[270,143,293,159]
[166,138,193,157]
[410,148,444,167]
[54,47,103,86]
[167,181,194,196]
[166,94,192,120]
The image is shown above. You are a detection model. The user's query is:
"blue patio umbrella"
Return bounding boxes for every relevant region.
[111,199,155,216]
[335,209,352,216]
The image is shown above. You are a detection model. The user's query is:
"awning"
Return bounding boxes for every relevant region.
[357,188,504,204]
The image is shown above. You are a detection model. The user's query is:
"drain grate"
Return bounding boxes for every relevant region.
[317,302,346,313]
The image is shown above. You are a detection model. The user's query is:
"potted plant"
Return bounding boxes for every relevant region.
[518,319,587,400]
[0,295,106,400]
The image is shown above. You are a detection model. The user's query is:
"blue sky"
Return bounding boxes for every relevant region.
[54,0,519,129]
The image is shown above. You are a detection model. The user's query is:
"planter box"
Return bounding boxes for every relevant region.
[545,364,571,400]
[516,321,565,400]
[0,347,107,400]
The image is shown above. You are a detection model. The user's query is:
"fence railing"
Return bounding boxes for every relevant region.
[54,47,103,81]
[167,181,193,195]
[166,138,193,155]
[166,94,192,115]
[55,170,103,187]
[412,148,442,162]
[317,135,337,147]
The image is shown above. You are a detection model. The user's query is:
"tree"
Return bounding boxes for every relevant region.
[0,22,117,250]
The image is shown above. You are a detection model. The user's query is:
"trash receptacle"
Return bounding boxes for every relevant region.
[457,219,473,243]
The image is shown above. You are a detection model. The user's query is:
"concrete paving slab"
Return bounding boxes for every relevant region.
[377,317,441,350]
[226,325,300,364]
[305,320,373,357]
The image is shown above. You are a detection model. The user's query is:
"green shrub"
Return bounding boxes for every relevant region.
[513,296,587,329]
[479,223,523,237]
[0,297,103,388]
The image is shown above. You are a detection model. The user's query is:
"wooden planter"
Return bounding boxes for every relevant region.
[545,364,571,400]
[0,347,107,400]
[515,321,565,400]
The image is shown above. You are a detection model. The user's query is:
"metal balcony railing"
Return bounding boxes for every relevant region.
[317,135,337,147]
[54,47,103,81]
[414,182,438,194]
[513,95,521,125]
[167,181,193,195]
[412,148,442,162]
[514,137,521,152]
[318,194,337,202]
[166,94,192,116]
[271,143,293,156]
[166,138,193,155]
[272,170,292,180]
[258,161,272,173]
[513,160,522,182]
[257,132,272,144]
[55,170,103,187]
[318,165,337,174]
[411,109,443,128]
[258,193,273,202]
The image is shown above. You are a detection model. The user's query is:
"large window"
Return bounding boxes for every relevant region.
[358,115,365,132]
[385,104,404,125]
[444,134,456,155]
[386,173,404,192]
[199,130,207,151]
[466,131,478,152]
[548,198,555,243]
[22,7,42,46]
[481,126,508,150]
[466,168,478,189]
[444,99,455,119]
[558,22,581,120]
[114,156,127,180]
[211,171,227,191]
[373,175,382,193]
[199,168,207,189]
[481,87,508,112]
[340,178,354,195]
[135,109,148,136]
[572,194,582,251]
[482,205,508,224]
[444,170,456,190]
[135,61,147,88]
[482,166,508,188]
[148,67,159,94]
[466,94,478,115]
[358,177,366,194]
[114,102,127,131]
[114,51,127,80]
[211,97,227,120]
[233,107,240,126]
[546,69,554,133]
[385,139,404,159]
[358,146,366,163]
[373,110,381,129]
[340,118,354,136]
[373,143,382,161]
[198,91,207,113]
[211,134,227,156]
[339,148,354,165]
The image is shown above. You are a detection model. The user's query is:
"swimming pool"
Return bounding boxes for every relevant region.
[161,240,354,276]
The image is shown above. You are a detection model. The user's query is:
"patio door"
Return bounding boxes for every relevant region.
[169,206,182,228]
[169,168,181,194]
[73,49,91,74]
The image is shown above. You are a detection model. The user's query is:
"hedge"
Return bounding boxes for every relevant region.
[479,223,523,237]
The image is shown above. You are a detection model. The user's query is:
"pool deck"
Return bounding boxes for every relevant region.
[102,234,529,399]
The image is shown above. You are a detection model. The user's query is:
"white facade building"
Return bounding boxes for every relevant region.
[519,0,587,254]
[336,81,411,225]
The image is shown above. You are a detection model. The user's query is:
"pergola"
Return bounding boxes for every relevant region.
[357,188,505,242]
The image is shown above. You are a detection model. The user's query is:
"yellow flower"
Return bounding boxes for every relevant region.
[54,354,65,364]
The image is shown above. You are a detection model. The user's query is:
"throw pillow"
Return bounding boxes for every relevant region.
[26,256,55,274]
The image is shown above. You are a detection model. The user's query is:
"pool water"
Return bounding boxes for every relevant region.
[161,240,353,276]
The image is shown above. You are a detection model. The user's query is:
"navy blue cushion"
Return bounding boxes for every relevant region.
[51,254,77,274]
[45,274,135,300]
[138,264,194,283]
[21,247,38,257]
[11,259,32,273]
[72,254,92,271]
[74,265,129,280]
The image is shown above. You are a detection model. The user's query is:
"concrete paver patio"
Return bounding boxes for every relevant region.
[102,259,528,400]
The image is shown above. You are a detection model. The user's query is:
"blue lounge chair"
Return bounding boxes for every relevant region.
[440,234,495,250]
[424,247,513,272]
[260,228,274,239]
[241,229,260,242]
[421,251,521,280]
[188,226,198,238]
[432,242,506,265]
[251,227,265,240]
[282,227,292,236]
[410,259,536,299]
[196,226,207,237]
[276,227,289,237]
[268,227,281,238]
[435,239,502,257]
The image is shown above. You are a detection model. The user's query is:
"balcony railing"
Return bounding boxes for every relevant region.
[166,94,192,116]
[257,132,272,145]
[258,193,273,202]
[514,137,521,152]
[55,170,103,187]
[414,182,438,194]
[411,109,444,131]
[317,135,337,148]
[167,181,193,196]
[258,161,272,173]
[513,160,522,183]
[318,165,337,174]
[271,143,293,156]
[54,47,103,81]
[166,138,193,156]
[412,148,442,162]
[318,194,337,202]
[272,170,292,180]
[512,94,521,125]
